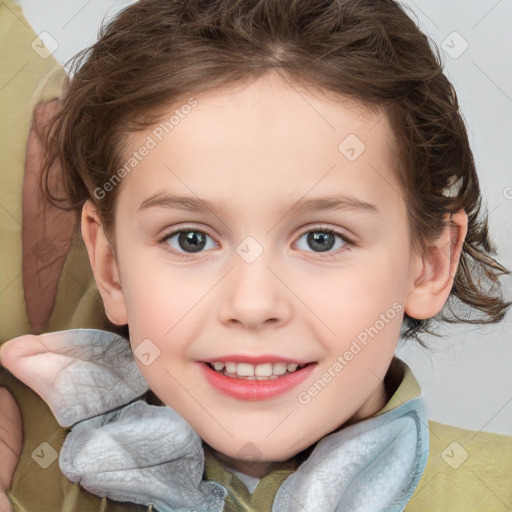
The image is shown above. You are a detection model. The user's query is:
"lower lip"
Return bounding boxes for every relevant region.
[198,362,316,401]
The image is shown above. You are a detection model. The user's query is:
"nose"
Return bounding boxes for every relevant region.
[217,251,292,330]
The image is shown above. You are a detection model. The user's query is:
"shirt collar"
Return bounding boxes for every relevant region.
[203,356,425,511]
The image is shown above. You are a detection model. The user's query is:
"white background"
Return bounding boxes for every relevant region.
[12,0,512,435]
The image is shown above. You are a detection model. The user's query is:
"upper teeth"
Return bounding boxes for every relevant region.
[211,361,303,377]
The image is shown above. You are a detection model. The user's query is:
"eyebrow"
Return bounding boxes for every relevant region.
[137,192,379,217]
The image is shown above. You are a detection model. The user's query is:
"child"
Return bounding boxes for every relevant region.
[1,0,511,510]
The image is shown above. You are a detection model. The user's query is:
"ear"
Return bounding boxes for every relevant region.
[81,200,128,325]
[405,209,468,319]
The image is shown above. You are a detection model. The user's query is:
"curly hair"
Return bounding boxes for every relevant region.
[40,0,510,341]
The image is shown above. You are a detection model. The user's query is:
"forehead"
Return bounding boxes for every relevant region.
[116,72,403,220]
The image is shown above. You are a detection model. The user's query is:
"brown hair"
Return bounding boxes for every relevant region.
[40,0,510,341]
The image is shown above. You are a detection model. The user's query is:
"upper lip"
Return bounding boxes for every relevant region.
[201,354,312,365]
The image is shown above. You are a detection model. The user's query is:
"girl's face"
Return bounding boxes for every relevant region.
[107,72,423,475]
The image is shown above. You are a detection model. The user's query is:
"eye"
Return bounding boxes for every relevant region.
[295,227,351,257]
[158,226,353,259]
[159,228,217,258]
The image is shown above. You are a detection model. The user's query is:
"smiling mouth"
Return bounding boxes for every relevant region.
[200,360,317,401]
[205,361,311,380]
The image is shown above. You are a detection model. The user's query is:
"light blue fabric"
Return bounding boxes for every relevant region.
[60,400,227,512]
[272,397,429,512]
[34,329,429,512]
[42,329,149,427]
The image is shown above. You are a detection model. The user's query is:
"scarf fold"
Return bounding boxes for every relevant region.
[60,399,227,512]
[16,329,429,512]
[272,396,428,512]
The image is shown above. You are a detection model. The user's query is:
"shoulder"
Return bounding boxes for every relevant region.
[405,420,512,511]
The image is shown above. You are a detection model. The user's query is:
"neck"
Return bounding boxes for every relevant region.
[349,379,391,424]
[205,445,282,478]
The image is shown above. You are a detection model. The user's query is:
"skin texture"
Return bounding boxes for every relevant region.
[81,72,468,478]
[0,388,22,512]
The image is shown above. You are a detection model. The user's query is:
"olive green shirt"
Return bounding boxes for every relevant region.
[3,356,511,511]
[1,1,510,510]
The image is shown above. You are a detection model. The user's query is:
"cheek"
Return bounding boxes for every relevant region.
[119,249,201,339]
[304,250,406,399]
[310,253,407,338]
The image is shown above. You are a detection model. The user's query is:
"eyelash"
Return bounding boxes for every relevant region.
[157,226,354,260]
